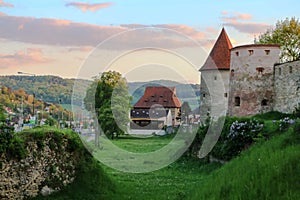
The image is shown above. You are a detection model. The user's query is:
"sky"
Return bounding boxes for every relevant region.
[0,0,299,83]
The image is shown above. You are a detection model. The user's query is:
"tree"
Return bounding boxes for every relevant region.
[0,104,6,122]
[180,101,192,124]
[84,71,131,139]
[255,17,300,62]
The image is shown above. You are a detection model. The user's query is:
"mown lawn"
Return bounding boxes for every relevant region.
[90,134,220,200]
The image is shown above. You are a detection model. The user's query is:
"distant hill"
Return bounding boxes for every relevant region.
[128,80,200,109]
[0,75,90,105]
[0,76,200,108]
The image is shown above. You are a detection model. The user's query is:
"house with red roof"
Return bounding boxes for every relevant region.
[130,86,181,130]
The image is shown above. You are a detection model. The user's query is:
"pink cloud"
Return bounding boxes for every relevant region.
[0,14,211,49]
[205,27,219,34]
[0,48,52,69]
[0,14,126,46]
[222,12,253,21]
[221,11,270,34]
[0,0,13,8]
[65,2,113,12]
[120,24,206,41]
[67,46,94,52]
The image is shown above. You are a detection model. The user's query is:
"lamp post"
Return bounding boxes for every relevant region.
[17,71,36,76]
[32,93,35,115]
[18,71,36,126]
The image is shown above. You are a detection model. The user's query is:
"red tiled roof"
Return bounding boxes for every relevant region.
[134,86,181,108]
[200,28,233,71]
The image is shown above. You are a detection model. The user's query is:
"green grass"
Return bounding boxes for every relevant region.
[103,158,221,200]
[189,129,300,200]
[110,134,175,153]
[96,134,220,199]
[28,121,300,200]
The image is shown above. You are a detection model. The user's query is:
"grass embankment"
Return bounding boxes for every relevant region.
[189,128,300,200]
[29,117,300,199]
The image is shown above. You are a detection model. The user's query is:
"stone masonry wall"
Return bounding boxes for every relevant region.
[0,135,77,200]
[200,70,229,122]
[228,45,280,117]
[274,60,300,113]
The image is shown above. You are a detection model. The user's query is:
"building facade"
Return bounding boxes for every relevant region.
[200,28,300,121]
[130,86,181,130]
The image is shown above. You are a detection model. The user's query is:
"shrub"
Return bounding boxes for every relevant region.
[211,117,264,161]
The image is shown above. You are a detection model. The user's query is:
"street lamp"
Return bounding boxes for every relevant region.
[17,71,36,76]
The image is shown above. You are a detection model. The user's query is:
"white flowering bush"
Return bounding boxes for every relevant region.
[277,117,295,131]
[228,119,264,140]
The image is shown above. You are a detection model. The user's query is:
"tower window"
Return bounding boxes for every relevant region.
[261,99,268,106]
[235,52,239,56]
[224,93,228,98]
[289,66,293,73]
[278,68,281,75]
[214,76,217,80]
[265,50,270,55]
[256,67,264,74]
[235,97,240,106]
[203,93,206,98]
[248,50,254,56]
[231,69,235,77]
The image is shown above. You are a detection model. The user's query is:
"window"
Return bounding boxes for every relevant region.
[289,66,293,73]
[224,93,228,98]
[214,76,217,80]
[256,67,264,74]
[265,50,270,55]
[261,99,268,106]
[203,93,206,98]
[235,97,240,106]
[235,51,239,56]
[231,69,235,77]
[248,50,254,56]
[279,68,281,75]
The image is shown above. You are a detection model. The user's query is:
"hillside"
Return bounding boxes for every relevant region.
[22,119,300,199]
[0,75,90,105]
[0,76,200,108]
[189,128,300,200]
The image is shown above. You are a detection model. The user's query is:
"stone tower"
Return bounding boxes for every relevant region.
[228,44,280,116]
[199,28,232,122]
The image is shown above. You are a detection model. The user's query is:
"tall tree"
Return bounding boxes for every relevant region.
[0,104,6,122]
[84,71,131,139]
[180,101,192,124]
[255,17,300,62]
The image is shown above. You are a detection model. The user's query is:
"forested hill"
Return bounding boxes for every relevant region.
[0,76,200,106]
[0,75,90,105]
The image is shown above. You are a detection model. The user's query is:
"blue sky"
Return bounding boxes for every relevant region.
[0,0,299,83]
[3,0,298,27]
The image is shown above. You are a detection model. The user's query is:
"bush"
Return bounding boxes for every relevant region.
[0,119,26,160]
[254,111,291,120]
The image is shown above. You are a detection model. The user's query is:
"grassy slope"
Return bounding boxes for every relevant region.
[102,135,221,200]
[30,126,300,200]
[189,129,300,200]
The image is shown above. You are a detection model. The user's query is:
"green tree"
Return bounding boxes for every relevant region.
[180,101,192,124]
[0,104,6,122]
[85,71,131,139]
[255,17,300,62]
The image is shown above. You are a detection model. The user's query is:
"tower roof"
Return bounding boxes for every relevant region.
[200,28,233,71]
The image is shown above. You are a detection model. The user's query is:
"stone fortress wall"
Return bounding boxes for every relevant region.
[228,44,281,116]
[199,29,300,121]
[199,70,229,119]
[274,60,300,113]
